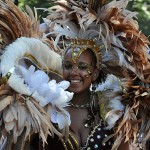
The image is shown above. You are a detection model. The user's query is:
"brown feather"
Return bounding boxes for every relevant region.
[0,0,41,49]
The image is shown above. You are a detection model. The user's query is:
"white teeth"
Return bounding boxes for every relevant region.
[70,80,80,83]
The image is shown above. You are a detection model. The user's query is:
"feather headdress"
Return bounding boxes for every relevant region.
[41,0,150,149]
[0,0,41,50]
[42,0,150,81]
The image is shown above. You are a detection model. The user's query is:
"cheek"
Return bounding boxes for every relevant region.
[63,70,69,80]
[83,69,94,79]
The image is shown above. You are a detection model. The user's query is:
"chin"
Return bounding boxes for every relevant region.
[68,87,81,93]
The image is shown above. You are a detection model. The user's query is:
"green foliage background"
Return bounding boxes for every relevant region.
[127,0,150,38]
[18,0,150,38]
[18,0,55,20]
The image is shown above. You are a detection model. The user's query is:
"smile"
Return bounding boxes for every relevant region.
[70,80,81,83]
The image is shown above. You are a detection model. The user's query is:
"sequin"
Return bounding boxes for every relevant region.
[94,144,99,148]
[90,138,94,142]
[97,128,101,131]
[102,143,106,146]
[84,124,89,128]
[87,147,91,150]
[97,135,101,139]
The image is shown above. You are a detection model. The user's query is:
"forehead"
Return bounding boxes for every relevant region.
[64,48,94,62]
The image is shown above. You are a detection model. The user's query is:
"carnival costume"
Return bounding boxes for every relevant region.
[0,0,149,150]
[40,0,150,149]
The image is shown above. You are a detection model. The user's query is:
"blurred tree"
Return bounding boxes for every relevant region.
[18,0,150,37]
[127,0,150,38]
[18,0,55,21]
[13,0,18,5]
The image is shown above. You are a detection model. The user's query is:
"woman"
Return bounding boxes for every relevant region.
[38,0,150,148]
[0,0,149,149]
[62,42,112,149]
[41,38,131,150]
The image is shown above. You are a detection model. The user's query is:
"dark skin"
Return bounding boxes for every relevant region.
[63,48,129,149]
[63,49,99,147]
[29,48,129,150]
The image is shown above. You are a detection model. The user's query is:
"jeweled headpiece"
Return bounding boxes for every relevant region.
[66,38,102,68]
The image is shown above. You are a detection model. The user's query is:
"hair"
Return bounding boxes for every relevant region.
[84,48,105,84]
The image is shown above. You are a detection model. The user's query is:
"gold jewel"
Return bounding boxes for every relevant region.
[68,139,74,150]
[66,38,102,68]
[60,138,68,150]
[87,70,92,75]
[0,67,15,85]
[69,133,79,148]
[60,133,79,150]
[70,102,91,109]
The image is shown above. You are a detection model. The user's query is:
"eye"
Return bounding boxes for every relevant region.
[63,62,72,70]
[78,63,91,71]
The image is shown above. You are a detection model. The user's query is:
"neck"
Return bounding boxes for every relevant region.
[71,90,90,105]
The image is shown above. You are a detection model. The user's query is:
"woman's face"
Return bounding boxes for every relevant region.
[63,48,99,93]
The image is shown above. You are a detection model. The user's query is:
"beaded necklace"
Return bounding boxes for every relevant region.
[69,102,91,109]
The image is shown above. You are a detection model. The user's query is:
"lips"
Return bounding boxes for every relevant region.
[69,79,82,87]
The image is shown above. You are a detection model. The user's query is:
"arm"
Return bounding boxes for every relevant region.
[118,141,139,150]
[118,141,129,150]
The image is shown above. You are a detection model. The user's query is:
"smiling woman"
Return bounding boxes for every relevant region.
[42,38,114,150]
[39,0,150,149]
[0,0,150,150]
[63,42,113,149]
[63,49,99,93]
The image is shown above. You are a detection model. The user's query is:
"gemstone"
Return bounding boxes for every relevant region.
[84,124,89,127]
[90,138,94,142]
[102,143,106,146]
[97,135,101,139]
[97,128,101,131]
[94,144,99,148]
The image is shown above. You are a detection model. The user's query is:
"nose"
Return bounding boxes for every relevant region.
[70,66,79,75]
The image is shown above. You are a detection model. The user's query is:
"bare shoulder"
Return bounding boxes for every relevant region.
[118,142,140,150]
[118,141,129,150]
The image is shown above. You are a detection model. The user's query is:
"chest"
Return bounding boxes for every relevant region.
[68,108,113,149]
[69,108,90,147]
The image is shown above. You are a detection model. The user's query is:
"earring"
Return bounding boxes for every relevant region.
[92,82,96,91]
[91,82,98,114]
[84,83,96,128]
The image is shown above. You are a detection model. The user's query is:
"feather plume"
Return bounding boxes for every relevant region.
[0,96,14,111]
[42,1,150,148]
[43,0,150,83]
[0,0,149,149]
[0,0,41,49]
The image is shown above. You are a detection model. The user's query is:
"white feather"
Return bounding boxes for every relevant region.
[0,37,62,76]
[96,74,122,92]
[8,72,32,96]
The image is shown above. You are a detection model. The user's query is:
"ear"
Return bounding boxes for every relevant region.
[92,68,100,81]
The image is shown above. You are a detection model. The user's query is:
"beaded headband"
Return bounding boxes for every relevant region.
[66,38,102,69]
